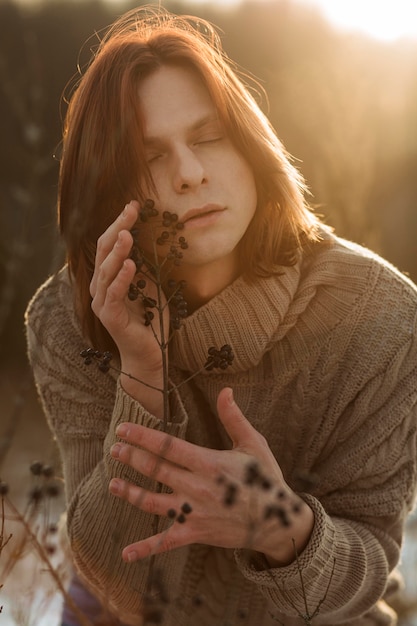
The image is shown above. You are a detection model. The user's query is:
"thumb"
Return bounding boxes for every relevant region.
[216,388,255,449]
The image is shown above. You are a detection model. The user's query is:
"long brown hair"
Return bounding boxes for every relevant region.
[58,6,321,350]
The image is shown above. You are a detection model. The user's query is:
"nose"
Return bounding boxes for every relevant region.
[172,146,207,193]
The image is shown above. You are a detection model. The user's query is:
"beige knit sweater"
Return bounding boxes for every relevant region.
[26,233,417,626]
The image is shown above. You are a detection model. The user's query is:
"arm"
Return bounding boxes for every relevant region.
[89,200,168,418]
[236,342,417,622]
[108,310,417,623]
[25,269,189,624]
[109,387,314,566]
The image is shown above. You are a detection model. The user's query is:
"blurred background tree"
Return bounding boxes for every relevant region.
[0,0,416,367]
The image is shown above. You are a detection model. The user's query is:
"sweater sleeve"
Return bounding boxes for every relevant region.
[236,264,417,624]
[25,271,189,624]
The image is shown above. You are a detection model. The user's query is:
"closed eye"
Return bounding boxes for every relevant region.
[194,135,223,146]
[192,118,225,146]
[146,153,163,163]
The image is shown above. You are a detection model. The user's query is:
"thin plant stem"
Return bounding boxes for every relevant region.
[292,538,309,618]
[4,496,94,626]
[151,238,170,430]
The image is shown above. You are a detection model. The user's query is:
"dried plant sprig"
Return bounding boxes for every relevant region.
[128,201,187,427]
[0,483,12,617]
[263,540,336,625]
[79,200,236,624]
[81,200,235,429]
[218,461,304,533]
[78,198,328,624]
[0,468,95,626]
[80,343,234,393]
[215,462,333,624]
[0,482,13,554]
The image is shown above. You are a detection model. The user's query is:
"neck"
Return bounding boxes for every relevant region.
[171,258,240,313]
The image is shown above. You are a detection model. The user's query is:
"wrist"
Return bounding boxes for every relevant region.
[119,358,165,419]
[259,498,314,568]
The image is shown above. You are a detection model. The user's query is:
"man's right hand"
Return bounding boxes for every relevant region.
[90,200,167,417]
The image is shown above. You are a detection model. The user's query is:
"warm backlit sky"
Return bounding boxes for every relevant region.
[185,0,417,42]
[17,0,417,42]
[295,0,417,42]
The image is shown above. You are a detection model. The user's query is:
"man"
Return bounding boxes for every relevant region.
[26,7,417,625]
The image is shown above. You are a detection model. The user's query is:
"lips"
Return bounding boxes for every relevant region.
[181,204,225,224]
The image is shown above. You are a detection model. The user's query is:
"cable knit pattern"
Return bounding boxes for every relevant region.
[25,233,417,625]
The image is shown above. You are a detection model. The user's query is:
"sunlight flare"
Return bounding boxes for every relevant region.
[297,0,417,41]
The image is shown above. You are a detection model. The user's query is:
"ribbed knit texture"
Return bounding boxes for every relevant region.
[25,233,417,625]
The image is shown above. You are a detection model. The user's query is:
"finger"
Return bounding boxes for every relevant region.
[90,200,139,297]
[216,388,259,450]
[95,200,139,268]
[91,260,137,335]
[217,389,285,481]
[114,424,216,475]
[109,478,177,517]
[111,441,193,490]
[91,232,136,315]
[122,526,191,562]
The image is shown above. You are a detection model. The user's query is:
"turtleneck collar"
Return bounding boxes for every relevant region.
[170,234,377,376]
[170,260,302,374]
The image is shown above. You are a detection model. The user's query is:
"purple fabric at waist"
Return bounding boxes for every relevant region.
[61,572,129,625]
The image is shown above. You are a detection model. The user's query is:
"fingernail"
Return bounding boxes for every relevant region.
[109,478,122,494]
[122,203,130,217]
[111,443,123,458]
[227,388,235,405]
[116,423,129,438]
[126,550,138,562]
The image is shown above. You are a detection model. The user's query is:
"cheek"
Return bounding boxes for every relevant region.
[235,161,257,215]
[146,173,164,203]
[144,162,171,203]
[135,220,163,255]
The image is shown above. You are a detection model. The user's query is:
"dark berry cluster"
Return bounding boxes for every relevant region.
[167,501,193,524]
[128,201,159,275]
[157,212,187,266]
[204,345,234,371]
[262,494,303,526]
[128,245,146,278]
[143,295,158,326]
[244,462,272,490]
[133,202,186,247]
[30,461,54,478]
[80,348,113,373]
[128,278,147,301]
[224,482,239,507]
[129,201,159,276]
[167,279,188,330]
[157,216,186,241]
[162,210,183,229]
[127,200,190,331]
[28,461,61,504]
[216,475,238,507]
[217,460,304,529]
[166,243,184,266]
[263,503,290,526]
[139,198,159,222]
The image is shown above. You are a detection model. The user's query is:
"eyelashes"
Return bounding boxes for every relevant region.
[145,135,224,164]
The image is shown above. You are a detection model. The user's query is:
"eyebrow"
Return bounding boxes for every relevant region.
[143,114,221,147]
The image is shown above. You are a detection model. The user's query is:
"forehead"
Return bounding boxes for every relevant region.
[138,65,218,139]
